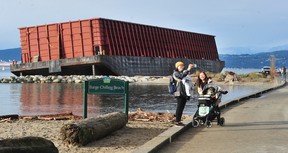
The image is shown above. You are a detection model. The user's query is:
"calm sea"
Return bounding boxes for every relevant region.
[0,67,267,117]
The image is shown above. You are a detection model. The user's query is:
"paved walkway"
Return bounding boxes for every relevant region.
[158,84,288,153]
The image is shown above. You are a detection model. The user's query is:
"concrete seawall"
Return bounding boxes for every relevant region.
[134,81,286,153]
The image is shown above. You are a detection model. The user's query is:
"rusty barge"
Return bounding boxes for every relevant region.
[10,18,224,76]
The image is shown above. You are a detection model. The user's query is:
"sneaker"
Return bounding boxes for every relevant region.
[174,122,185,126]
[206,121,212,128]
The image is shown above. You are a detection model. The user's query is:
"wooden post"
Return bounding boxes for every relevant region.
[92,65,95,76]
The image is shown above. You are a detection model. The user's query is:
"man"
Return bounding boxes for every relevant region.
[280,66,286,82]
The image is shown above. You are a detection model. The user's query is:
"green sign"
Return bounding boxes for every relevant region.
[83,77,129,118]
[87,77,126,94]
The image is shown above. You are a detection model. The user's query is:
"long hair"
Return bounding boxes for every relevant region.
[195,71,209,89]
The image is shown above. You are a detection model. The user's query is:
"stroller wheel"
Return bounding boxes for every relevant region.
[218,117,225,126]
[206,121,212,128]
[192,120,199,127]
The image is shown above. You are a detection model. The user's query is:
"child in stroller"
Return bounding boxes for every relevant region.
[192,85,228,128]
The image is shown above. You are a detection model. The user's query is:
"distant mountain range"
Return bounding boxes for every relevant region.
[0,48,21,61]
[219,44,288,55]
[0,48,287,68]
[219,50,288,68]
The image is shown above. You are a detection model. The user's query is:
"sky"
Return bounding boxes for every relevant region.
[0,0,288,54]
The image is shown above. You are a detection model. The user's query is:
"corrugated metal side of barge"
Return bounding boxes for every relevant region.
[15,17,223,76]
[19,19,102,63]
[19,18,220,63]
[19,24,61,63]
[101,18,219,61]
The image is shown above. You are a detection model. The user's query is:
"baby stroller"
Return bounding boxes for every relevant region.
[192,86,228,128]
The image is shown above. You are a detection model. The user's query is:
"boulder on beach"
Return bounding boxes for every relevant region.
[224,71,238,83]
[0,136,58,153]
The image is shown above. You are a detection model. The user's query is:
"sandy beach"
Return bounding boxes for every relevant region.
[0,119,175,153]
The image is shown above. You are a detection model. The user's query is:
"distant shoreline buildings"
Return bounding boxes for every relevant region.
[0,60,18,66]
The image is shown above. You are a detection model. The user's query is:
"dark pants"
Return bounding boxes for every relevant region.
[214,105,221,123]
[175,97,187,122]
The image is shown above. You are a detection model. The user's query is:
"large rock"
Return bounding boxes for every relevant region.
[224,71,238,83]
[0,136,58,153]
[60,112,128,146]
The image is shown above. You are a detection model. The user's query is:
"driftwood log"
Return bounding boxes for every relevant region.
[60,112,128,146]
[0,136,58,153]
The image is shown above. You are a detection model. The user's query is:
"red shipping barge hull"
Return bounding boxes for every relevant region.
[11,18,224,76]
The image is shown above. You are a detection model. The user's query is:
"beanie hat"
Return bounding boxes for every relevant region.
[175,61,184,69]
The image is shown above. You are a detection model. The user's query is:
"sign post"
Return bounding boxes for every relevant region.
[83,77,129,118]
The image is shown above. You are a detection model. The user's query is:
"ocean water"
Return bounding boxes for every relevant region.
[0,67,271,117]
[0,66,14,79]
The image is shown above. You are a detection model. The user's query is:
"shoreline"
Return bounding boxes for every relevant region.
[0,71,278,85]
[0,78,283,153]
[1,65,282,87]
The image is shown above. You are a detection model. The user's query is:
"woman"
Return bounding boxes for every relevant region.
[195,71,222,125]
[195,71,210,96]
[173,61,194,126]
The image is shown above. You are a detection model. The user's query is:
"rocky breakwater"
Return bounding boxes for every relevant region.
[0,75,168,84]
